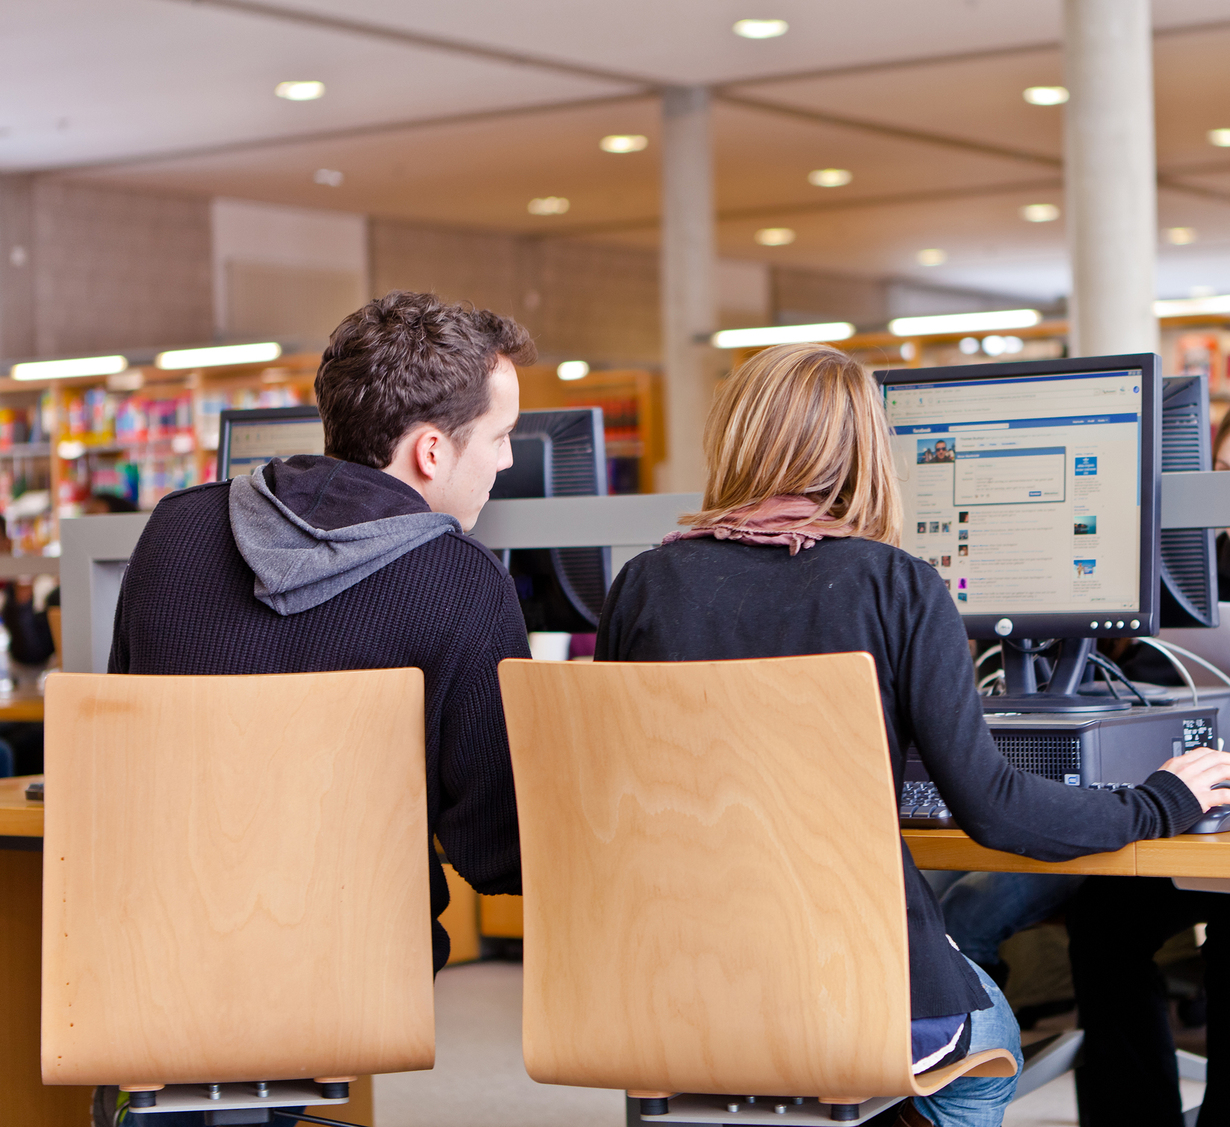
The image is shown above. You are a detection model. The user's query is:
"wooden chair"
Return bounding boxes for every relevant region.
[499,653,1017,1125]
[41,668,435,1119]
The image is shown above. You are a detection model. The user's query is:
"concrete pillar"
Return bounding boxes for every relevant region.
[0,174,36,360]
[659,86,717,493]
[1063,0,1158,356]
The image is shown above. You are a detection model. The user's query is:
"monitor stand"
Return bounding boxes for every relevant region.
[982,637,1131,713]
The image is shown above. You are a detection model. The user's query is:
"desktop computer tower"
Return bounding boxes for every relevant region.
[984,706,1216,788]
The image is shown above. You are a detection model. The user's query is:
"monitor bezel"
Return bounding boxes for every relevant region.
[218,405,322,480]
[875,352,1162,641]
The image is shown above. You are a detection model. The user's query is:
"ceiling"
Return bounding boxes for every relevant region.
[7,0,1230,305]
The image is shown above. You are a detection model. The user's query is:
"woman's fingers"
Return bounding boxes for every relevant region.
[1161,748,1230,812]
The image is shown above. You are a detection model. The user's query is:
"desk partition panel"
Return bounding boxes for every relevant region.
[58,479,1229,675]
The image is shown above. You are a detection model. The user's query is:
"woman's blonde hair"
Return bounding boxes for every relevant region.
[685,343,902,546]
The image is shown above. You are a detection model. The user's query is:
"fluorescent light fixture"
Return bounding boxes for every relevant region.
[711,322,855,348]
[11,354,127,381]
[557,360,590,380]
[889,309,1041,337]
[756,227,795,246]
[1208,128,1230,147]
[1021,203,1060,223]
[1154,295,1230,317]
[155,343,282,370]
[1166,226,1197,245]
[528,196,570,215]
[733,18,788,38]
[808,168,852,188]
[275,81,325,101]
[1023,86,1068,105]
[600,134,648,153]
[313,168,344,187]
[916,248,947,266]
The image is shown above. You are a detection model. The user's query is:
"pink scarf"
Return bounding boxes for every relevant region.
[663,494,857,556]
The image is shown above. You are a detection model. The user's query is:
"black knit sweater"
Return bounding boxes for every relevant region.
[109,458,530,971]
[595,535,1203,1018]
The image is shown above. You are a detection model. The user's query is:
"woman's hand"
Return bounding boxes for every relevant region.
[1161,747,1230,812]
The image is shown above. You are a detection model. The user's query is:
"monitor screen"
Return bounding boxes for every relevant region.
[219,407,324,479]
[879,355,1161,640]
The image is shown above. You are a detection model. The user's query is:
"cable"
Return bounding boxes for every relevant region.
[974,644,1001,670]
[978,669,1005,694]
[1085,652,1152,707]
[1147,638,1230,694]
[273,1114,364,1127]
[1133,638,1202,705]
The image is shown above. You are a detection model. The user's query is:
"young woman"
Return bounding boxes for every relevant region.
[595,343,1230,1127]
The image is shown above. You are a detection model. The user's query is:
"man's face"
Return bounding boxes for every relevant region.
[424,355,520,530]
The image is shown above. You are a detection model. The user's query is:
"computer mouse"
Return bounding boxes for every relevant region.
[1187,805,1230,834]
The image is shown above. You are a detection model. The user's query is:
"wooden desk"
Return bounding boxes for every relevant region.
[0,772,42,837]
[1,777,90,1127]
[0,688,43,724]
[902,827,1230,878]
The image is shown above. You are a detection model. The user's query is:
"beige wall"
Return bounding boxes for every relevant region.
[29,180,212,357]
[369,219,662,370]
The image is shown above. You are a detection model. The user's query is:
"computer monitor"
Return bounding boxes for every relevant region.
[1160,375,1219,629]
[218,406,324,479]
[877,353,1162,712]
[489,408,610,632]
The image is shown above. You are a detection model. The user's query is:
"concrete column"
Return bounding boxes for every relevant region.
[0,174,36,361]
[1063,0,1158,356]
[659,86,717,493]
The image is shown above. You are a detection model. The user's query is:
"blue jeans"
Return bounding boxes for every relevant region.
[922,871,1086,968]
[912,957,1023,1127]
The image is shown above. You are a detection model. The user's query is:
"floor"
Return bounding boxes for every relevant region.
[374,961,1206,1127]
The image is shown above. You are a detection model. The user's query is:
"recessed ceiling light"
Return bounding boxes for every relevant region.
[275,81,325,101]
[734,18,788,39]
[1023,86,1068,105]
[10,354,128,381]
[1021,203,1060,223]
[889,309,1041,336]
[528,197,570,216]
[1155,294,1230,316]
[1208,129,1230,147]
[755,227,795,246]
[557,361,590,380]
[156,343,282,370]
[711,322,854,348]
[313,168,344,187]
[808,168,852,188]
[1166,227,1197,245]
[916,248,947,266]
[600,134,648,153]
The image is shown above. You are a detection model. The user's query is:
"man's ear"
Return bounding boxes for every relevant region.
[412,427,442,481]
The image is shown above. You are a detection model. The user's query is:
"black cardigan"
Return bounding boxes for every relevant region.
[109,462,530,972]
[594,535,1202,1018]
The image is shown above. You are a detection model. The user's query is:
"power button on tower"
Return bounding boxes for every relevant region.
[995,618,1013,636]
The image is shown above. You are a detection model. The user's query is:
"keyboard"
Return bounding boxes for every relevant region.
[899,781,957,829]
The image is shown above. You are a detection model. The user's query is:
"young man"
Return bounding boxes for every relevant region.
[109,290,535,971]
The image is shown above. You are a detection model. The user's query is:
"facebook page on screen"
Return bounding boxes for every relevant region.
[884,369,1143,615]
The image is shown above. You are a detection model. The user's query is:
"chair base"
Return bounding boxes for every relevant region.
[633,1094,904,1125]
[125,1080,349,1115]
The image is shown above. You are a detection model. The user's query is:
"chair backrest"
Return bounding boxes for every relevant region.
[500,653,918,1098]
[41,668,435,1087]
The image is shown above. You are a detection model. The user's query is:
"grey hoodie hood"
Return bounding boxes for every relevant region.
[229,456,460,615]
